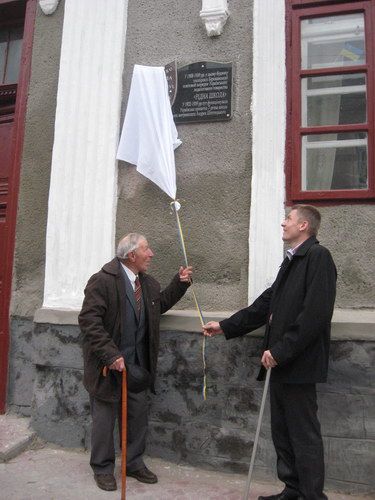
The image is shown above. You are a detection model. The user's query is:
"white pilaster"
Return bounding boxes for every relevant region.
[43,0,128,309]
[248,0,286,303]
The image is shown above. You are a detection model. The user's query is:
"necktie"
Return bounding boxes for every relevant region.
[134,276,142,315]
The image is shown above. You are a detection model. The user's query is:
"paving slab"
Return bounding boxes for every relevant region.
[0,414,36,462]
[0,445,373,500]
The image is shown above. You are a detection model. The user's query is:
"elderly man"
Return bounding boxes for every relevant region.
[79,233,192,491]
[203,205,337,500]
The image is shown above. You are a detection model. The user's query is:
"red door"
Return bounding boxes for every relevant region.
[0,0,36,413]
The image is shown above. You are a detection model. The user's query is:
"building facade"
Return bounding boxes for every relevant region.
[1,0,374,493]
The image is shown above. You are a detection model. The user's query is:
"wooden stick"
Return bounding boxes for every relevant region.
[121,369,127,500]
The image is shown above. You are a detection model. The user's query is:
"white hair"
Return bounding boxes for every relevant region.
[116,233,146,260]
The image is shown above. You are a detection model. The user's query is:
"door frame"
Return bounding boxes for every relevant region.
[0,0,37,413]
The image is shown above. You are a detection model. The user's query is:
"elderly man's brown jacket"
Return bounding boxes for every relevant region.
[79,257,189,402]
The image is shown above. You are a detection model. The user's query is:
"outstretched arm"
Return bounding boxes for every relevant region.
[159,267,192,314]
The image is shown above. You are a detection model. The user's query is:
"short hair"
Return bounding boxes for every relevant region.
[116,233,146,260]
[291,204,321,236]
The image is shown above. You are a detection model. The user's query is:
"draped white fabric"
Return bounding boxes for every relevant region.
[117,64,181,200]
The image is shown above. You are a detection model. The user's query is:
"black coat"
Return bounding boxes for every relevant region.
[79,257,189,402]
[220,236,337,384]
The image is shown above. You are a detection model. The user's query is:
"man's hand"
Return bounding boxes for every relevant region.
[203,321,224,337]
[179,266,193,282]
[108,356,125,371]
[261,350,277,369]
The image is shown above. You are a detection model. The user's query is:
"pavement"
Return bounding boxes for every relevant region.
[0,415,373,500]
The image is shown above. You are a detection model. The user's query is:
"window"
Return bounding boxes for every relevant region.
[0,25,23,84]
[286,0,375,202]
[0,0,26,118]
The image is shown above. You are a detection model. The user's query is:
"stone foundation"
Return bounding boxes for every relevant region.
[7,312,375,494]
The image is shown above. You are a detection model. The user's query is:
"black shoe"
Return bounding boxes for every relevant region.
[258,490,299,500]
[127,466,158,484]
[94,473,117,491]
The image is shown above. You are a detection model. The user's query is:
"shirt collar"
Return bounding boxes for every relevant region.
[286,242,304,260]
[121,262,138,287]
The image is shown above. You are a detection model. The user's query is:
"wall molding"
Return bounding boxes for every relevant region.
[33,307,375,340]
[39,0,60,15]
[200,0,229,37]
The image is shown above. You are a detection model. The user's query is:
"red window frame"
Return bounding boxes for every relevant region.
[285,0,375,203]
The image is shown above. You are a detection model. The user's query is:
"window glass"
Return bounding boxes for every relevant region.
[0,29,7,83]
[301,13,365,70]
[302,73,366,127]
[302,132,367,190]
[5,26,23,83]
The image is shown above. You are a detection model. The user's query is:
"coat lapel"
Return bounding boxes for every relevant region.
[271,236,318,303]
[272,257,293,295]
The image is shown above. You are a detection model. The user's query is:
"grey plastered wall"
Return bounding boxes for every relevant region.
[7,2,65,409]
[11,1,65,318]
[116,0,253,312]
[318,206,375,309]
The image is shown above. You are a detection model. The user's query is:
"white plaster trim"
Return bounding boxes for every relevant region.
[248,0,286,304]
[43,0,129,309]
[34,307,375,341]
[39,0,60,15]
[200,0,229,37]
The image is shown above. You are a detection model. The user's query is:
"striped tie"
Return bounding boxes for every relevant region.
[134,276,142,315]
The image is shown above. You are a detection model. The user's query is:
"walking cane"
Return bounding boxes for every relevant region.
[102,366,127,499]
[243,368,271,500]
[121,368,127,500]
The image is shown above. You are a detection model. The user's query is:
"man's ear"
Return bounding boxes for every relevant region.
[299,220,308,232]
[127,251,135,262]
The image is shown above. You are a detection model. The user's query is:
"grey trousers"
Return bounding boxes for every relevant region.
[270,381,327,500]
[89,390,148,475]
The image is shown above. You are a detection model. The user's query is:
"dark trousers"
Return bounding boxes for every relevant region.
[270,380,327,500]
[89,390,148,475]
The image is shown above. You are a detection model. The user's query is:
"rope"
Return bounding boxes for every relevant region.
[170,200,207,400]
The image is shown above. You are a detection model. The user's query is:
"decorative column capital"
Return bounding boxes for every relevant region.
[39,0,60,16]
[200,0,229,37]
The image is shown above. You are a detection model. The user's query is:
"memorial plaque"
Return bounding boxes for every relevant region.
[172,61,232,123]
[164,61,177,105]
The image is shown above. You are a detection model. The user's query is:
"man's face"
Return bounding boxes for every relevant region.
[281,209,305,245]
[132,239,154,273]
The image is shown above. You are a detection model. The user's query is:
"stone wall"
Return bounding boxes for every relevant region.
[8,315,374,495]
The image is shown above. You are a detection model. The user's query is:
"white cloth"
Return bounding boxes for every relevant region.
[117,64,181,200]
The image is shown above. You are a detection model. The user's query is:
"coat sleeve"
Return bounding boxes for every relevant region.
[220,286,273,339]
[270,247,337,366]
[159,273,190,314]
[78,273,121,367]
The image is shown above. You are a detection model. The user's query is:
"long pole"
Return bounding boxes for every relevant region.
[121,369,127,500]
[243,368,271,500]
[171,201,208,400]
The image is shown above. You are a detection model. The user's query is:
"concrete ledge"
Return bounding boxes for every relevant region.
[34,307,79,325]
[0,415,36,462]
[33,307,375,341]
